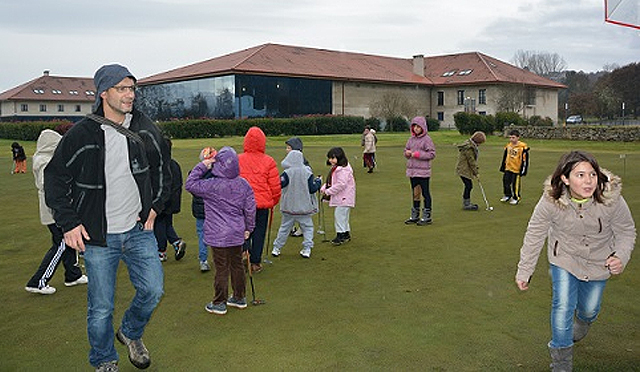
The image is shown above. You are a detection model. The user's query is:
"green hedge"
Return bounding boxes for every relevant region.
[0,115,374,140]
[0,121,73,141]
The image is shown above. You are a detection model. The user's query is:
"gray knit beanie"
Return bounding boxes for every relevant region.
[93,64,136,111]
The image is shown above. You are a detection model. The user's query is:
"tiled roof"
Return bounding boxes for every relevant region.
[140,43,566,89]
[424,52,566,88]
[0,72,95,102]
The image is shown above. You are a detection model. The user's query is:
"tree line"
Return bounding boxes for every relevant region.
[512,50,639,121]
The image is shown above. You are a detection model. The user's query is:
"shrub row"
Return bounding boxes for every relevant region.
[1,115,443,141]
[454,112,553,135]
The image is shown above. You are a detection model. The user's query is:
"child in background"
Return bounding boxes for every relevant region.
[25,128,87,294]
[11,142,27,173]
[403,116,436,225]
[320,147,356,245]
[500,129,529,205]
[455,131,486,211]
[363,129,377,173]
[515,150,635,371]
[271,150,322,258]
[154,138,187,262]
[189,147,216,272]
[185,146,256,315]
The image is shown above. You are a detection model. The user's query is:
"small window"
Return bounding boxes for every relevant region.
[457,90,465,105]
[442,70,457,77]
[20,104,28,112]
[458,69,473,76]
[526,88,536,105]
[437,91,444,106]
[437,112,444,121]
[40,104,47,112]
[478,111,487,116]
[58,104,64,112]
[478,89,486,105]
[75,105,81,112]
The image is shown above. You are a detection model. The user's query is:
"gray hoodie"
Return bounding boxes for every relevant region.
[279,150,319,215]
[33,129,62,225]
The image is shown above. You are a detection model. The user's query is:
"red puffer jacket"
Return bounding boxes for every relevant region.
[238,127,281,209]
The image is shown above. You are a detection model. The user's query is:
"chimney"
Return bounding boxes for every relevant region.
[43,70,50,76]
[412,55,424,77]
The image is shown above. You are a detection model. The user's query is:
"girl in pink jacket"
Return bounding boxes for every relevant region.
[320,147,356,245]
[404,116,436,225]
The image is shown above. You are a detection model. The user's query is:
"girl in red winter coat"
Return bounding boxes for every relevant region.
[238,127,281,273]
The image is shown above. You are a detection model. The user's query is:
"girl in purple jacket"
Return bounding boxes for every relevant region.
[185,146,256,315]
[320,147,356,245]
[403,116,436,225]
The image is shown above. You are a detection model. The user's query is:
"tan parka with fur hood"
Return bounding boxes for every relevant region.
[516,169,635,283]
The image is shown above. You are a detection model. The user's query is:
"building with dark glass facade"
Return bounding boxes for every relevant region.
[135,43,566,128]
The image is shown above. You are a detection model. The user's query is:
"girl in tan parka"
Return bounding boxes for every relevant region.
[515,150,636,372]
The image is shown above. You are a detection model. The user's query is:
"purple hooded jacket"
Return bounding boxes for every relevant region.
[404,116,436,178]
[185,146,256,248]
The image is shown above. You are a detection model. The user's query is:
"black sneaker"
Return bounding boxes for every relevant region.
[331,234,343,246]
[116,328,151,369]
[173,239,186,261]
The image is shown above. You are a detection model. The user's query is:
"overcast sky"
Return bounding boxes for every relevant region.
[1,0,638,92]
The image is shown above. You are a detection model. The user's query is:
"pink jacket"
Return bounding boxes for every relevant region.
[404,116,436,178]
[321,164,356,207]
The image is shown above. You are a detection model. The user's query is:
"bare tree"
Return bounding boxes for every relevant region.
[369,92,415,120]
[496,85,526,113]
[512,50,567,77]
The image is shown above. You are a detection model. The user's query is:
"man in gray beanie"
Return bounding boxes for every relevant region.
[45,64,171,371]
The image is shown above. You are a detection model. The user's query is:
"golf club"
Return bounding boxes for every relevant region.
[317,191,330,242]
[476,177,493,211]
[247,255,266,306]
[263,208,274,264]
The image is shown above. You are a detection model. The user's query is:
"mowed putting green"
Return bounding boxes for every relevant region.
[1,132,639,371]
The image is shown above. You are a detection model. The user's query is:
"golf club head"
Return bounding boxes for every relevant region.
[251,299,266,306]
[317,230,325,235]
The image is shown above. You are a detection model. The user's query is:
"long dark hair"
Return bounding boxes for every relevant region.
[326,147,348,167]
[550,150,608,203]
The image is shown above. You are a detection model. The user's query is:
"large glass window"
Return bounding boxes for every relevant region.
[136,76,234,121]
[437,91,444,106]
[137,74,332,121]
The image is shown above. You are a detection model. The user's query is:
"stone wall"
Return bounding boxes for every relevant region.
[503,125,640,142]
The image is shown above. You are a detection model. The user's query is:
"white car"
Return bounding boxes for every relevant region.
[566,115,583,124]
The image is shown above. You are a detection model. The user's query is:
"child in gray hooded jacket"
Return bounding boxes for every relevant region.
[272,150,322,258]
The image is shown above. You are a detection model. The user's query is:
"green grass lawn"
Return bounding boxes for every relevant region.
[1,132,639,371]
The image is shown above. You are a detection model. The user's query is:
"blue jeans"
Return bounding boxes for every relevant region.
[84,223,164,367]
[196,218,208,262]
[549,264,606,348]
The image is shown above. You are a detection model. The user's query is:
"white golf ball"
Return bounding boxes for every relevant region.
[489,207,494,211]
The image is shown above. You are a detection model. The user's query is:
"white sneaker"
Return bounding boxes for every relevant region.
[509,198,519,205]
[500,196,511,202]
[25,285,56,295]
[299,247,311,258]
[65,274,88,287]
[271,247,281,257]
[199,260,211,272]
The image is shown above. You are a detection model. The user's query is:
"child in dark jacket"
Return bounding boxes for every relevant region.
[154,139,186,262]
[11,142,27,173]
[185,146,256,315]
[189,147,216,272]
